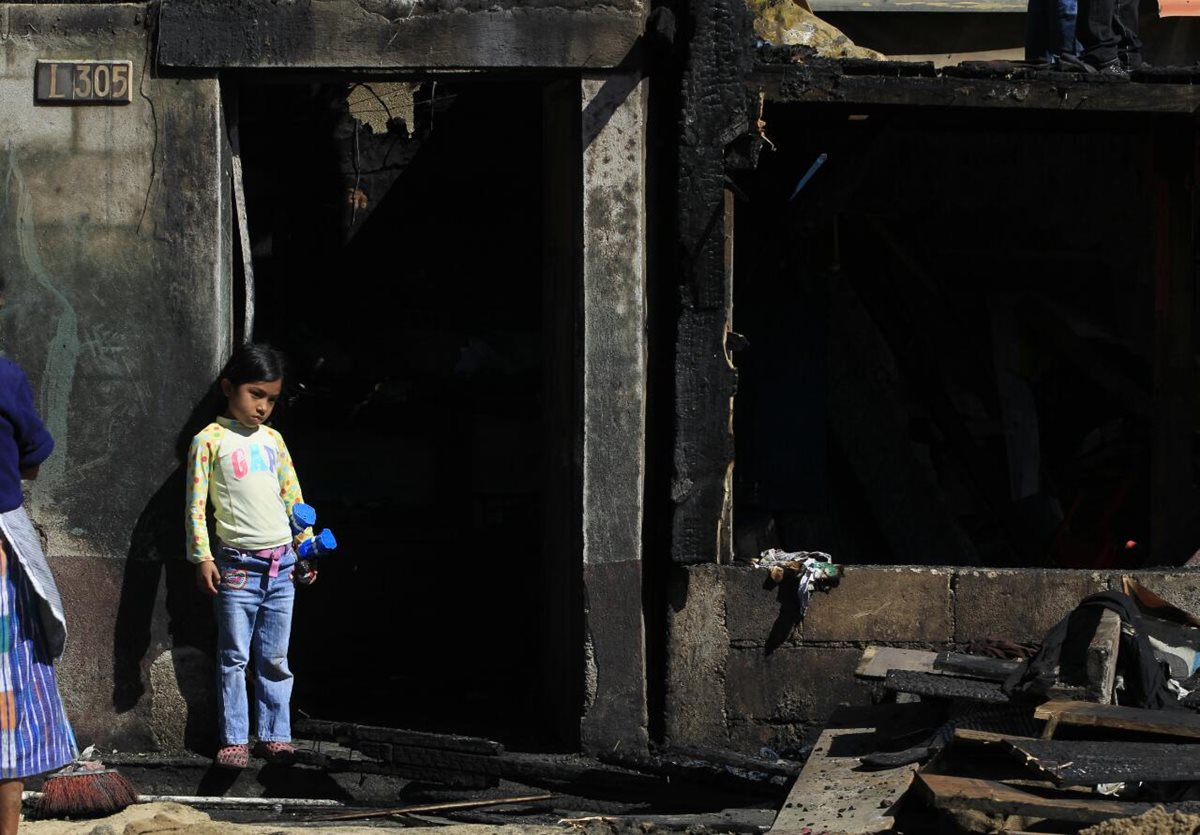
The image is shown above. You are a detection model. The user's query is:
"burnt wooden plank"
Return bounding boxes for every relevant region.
[884,670,1010,703]
[915,772,1199,824]
[1034,700,1200,739]
[981,737,1200,786]
[157,0,645,70]
[493,752,668,792]
[598,750,788,796]
[752,64,1200,113]
[294,718,503,755]
[293,749,496,788]
[933,652,1022,682]
[661,744,803,777]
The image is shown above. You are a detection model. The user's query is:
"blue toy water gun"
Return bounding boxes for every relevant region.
[292,503,337,585]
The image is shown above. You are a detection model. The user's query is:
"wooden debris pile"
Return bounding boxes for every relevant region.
[295,717,504,788]
[770,593,1200,834]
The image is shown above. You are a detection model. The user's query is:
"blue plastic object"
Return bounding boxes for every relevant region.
[298,528,337,560]
[291,503,317,535]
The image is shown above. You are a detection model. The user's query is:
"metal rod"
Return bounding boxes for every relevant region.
[22,792,345,808]
[309,793,555,822]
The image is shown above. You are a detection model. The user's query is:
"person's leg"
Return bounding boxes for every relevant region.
[1113,0,1142,67]
[1055,0,1079,57]
[1026,0,1053,62]
[1076,0,1120,67]
[0,779,21,835]
[251,566,295,744]
[214,563,260,747]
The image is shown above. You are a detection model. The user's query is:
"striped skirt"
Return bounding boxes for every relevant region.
[0,539,75,778]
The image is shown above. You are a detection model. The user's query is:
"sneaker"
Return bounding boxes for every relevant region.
[215,743,250,770]
[1050,53,1091,72]
[253,740,297,764]
[1095,59,1130,78]
[1119,51,1144,70]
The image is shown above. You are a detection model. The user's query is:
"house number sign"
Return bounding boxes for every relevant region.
[34,60,133,104]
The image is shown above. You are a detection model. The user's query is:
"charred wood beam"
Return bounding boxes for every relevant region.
[753,62,1200,113]
[292,749,497,788]
[915,772,1200,824]
[883,670,1011,703]
[661,744,803,777]
[293,718,503,755]
[1034,698,1200,738]
[597,749,790,797]
[953,733,1200,786]
[671,0,753,564]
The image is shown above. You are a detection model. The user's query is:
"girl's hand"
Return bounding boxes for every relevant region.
[197,561,221,596]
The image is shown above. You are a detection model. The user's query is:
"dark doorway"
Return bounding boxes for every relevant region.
[235,77,580,750]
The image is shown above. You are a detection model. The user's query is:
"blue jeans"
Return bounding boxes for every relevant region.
[214,544,296,745]
[1026,0,1079,61]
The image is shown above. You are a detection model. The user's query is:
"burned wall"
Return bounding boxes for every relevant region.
[156,0,647,70]
[0,4,230,749]
[664,563,1199,751]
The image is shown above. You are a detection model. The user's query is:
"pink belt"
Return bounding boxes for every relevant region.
[252,545,288,578]
[224,544,289,578]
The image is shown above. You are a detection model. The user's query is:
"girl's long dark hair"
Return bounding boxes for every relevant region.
[174,343,287,460]
[219,343,286,387]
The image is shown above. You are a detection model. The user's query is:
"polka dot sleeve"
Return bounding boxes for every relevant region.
[185,426,221,564]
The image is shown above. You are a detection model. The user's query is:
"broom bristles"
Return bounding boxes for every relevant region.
[35,768,137,819]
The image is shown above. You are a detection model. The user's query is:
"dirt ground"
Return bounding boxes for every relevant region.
[20,802,568,835]
[1081,807,1200,835]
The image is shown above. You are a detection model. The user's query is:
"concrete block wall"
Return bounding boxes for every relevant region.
[0,4,230,750]
[665,564,1189,753]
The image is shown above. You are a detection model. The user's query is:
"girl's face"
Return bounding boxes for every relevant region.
[221,378,282,427]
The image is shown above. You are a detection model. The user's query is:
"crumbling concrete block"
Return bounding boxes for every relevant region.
[802,567,952,642]
[665,564,729,746]
[955,569,1106,644]
[724,565,796,646]
[727,719,813,753]
[726,646,867,727]
[1123,571,1200,618]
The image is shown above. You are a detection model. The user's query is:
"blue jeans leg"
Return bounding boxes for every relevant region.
[214,548,296,745]
[215,571,258,746]
[252,573,294,742]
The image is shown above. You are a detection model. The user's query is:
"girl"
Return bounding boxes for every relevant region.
[0,277,77,833]
[186,343,313,769]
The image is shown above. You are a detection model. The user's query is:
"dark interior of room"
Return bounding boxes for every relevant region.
[732,106,1198,570]
[235,78,574,750]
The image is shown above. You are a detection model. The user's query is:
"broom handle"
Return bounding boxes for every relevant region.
[310,793,555,821]
[22,792,345,808]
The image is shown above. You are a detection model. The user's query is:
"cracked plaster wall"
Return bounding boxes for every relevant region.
[0,3,230,750]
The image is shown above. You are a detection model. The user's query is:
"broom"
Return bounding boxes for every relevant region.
[34,757,138,819]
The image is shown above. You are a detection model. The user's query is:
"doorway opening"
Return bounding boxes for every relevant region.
[235,77,581,750]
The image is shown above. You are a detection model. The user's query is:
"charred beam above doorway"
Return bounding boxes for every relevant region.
[157,0,646,70]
